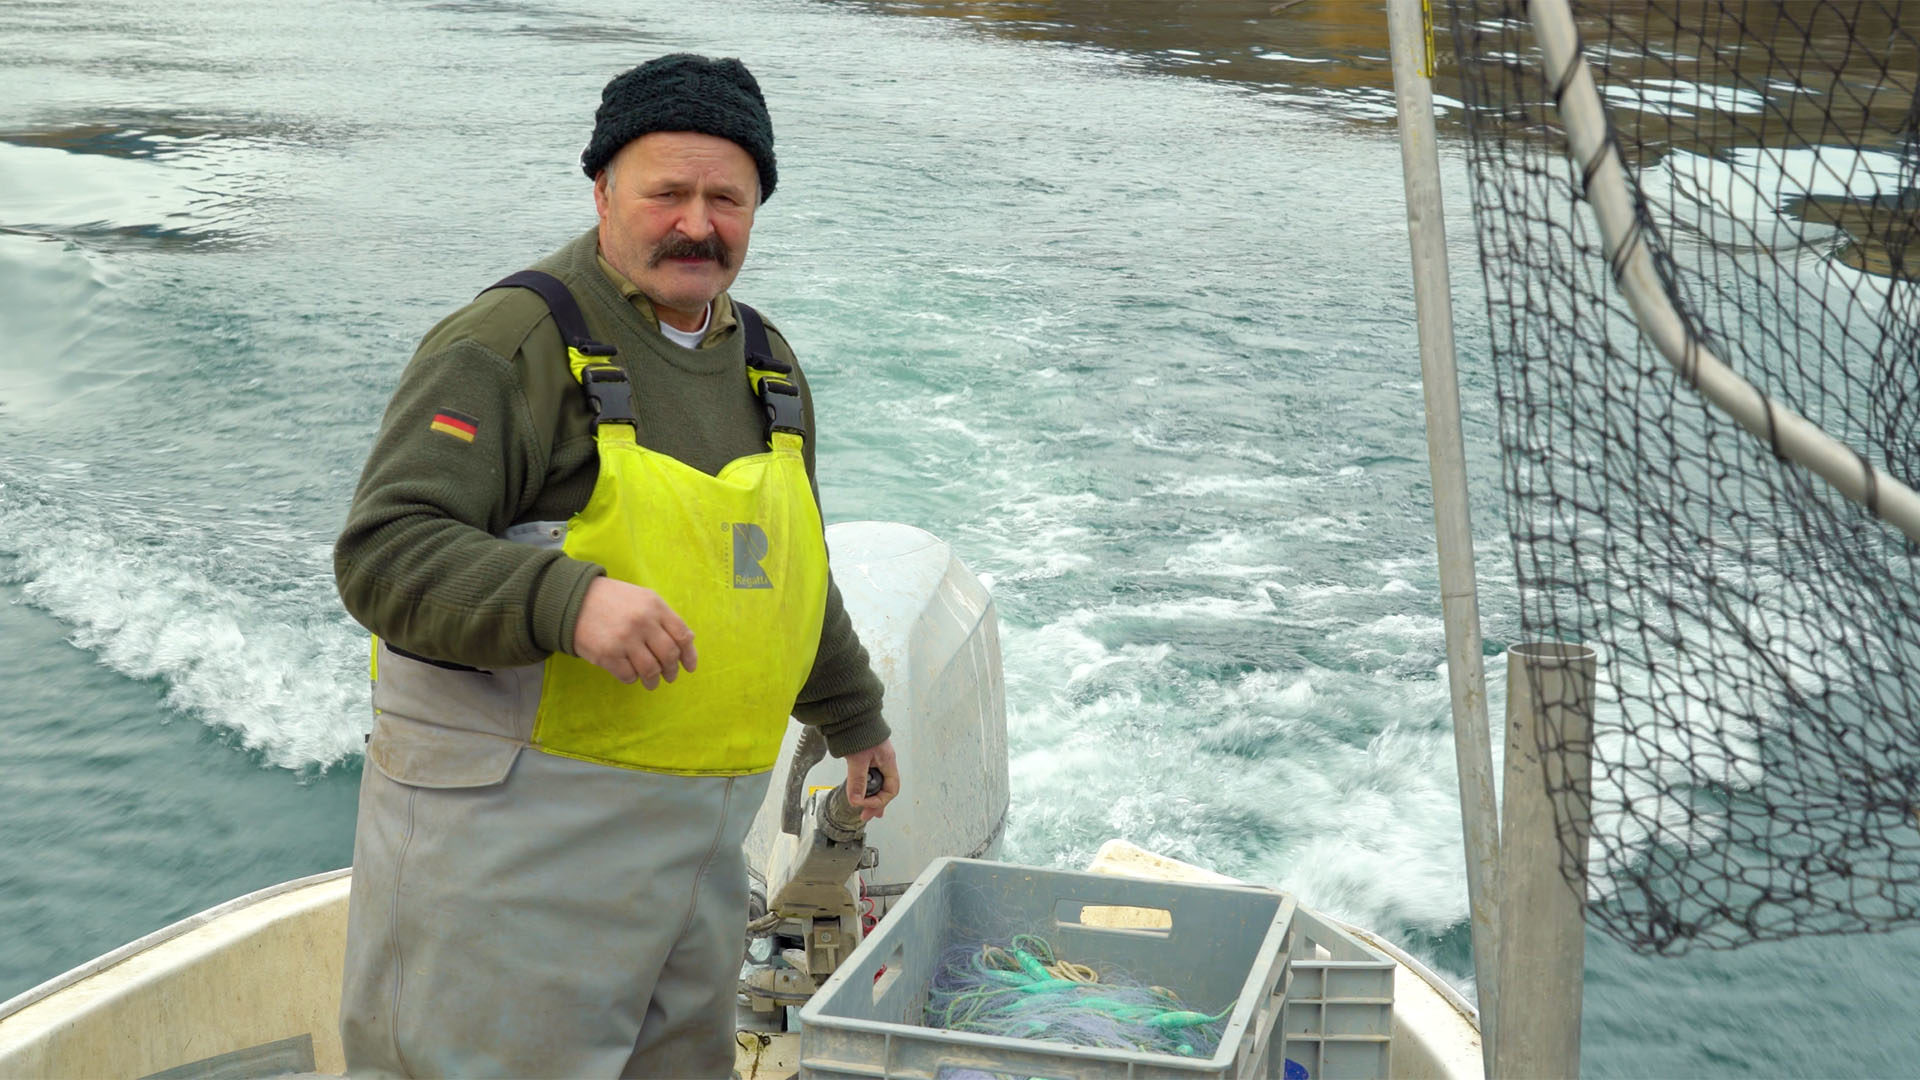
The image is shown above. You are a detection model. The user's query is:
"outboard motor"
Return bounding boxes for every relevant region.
[739,522,1007,1019]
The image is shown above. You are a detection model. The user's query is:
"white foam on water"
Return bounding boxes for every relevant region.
[1128,426,1286,468]
[1157,472,1326,498]
[951,472,1127,584]
[1058,590,1282,627]
[1001,613,1479,945]
[1162,530,1290,578]
[1253,708,1472,936]
[0,473,367,772]
[1001,551,1097,584]
[1338,611,1447,644]
[922,413,995,445]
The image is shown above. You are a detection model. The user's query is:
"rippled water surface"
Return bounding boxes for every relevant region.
[3,1,1917,1075]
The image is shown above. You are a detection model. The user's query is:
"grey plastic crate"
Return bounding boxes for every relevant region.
[1277,910,1394,1080]
[798,857,1298,1080]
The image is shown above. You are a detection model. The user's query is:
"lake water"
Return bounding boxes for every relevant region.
[3,1,1917,1075]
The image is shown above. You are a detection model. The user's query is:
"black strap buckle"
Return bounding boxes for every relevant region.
[734,300,806,443]
[759,376,804,436]
[581,365,637,427]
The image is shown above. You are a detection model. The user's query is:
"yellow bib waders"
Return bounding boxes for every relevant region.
[505,270,829,775]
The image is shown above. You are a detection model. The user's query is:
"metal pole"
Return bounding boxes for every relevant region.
[1383,1,1503,1072]
[1495,643,1597,1079]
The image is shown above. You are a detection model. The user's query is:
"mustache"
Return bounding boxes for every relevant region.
[648,232,732,269]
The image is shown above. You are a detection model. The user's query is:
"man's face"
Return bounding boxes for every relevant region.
[594,131,759,330]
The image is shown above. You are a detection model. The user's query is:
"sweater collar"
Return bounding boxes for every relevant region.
[593,248,739,349]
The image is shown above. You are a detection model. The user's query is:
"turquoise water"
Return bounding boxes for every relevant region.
[2,1,1918,1075]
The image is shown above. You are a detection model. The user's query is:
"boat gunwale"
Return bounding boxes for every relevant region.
[1325,914,1479,1026]
[0,866,351,1023]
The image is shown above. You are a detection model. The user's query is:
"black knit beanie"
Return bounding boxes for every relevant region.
[581,54,777,203]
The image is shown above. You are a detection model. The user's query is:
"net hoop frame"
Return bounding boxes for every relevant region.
[1525,0,1920,545]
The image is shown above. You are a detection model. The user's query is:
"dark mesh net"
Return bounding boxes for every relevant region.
[1441,0,1920,953]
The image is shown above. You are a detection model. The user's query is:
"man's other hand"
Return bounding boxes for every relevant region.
[573,577,698,689]
[843,738,900,823]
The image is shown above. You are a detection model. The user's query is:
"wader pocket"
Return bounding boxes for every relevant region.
[369,642,542,788]
[366,712,522,789]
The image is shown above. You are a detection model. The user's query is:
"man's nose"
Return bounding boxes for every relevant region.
[676,201,713,240]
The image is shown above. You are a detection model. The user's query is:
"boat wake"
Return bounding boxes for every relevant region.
[0,467,367,773]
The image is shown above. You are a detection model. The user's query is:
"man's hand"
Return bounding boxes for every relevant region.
[842,737,900,822]
[572,577,697,689]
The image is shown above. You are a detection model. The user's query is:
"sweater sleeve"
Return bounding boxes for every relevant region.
[772,326,892,758]
[333,338,603,668]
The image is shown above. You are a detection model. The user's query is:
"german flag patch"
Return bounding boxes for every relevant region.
[429,409,478,443]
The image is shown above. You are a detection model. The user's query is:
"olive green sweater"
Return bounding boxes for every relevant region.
[334,228,889,756]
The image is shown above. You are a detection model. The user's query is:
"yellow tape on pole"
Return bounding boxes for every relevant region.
[1420,0,1437,78]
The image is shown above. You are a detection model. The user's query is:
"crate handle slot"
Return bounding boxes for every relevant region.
[1052,897,1175,937]
[870,941,907,1005]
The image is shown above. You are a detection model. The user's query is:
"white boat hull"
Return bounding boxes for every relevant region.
[0,868,351,1078]
[0,852,1481,1079]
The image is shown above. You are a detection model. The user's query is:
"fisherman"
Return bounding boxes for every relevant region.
[332,53,900,1078]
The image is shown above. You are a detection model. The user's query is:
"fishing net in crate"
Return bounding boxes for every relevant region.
[923,933,1233,1061]
[1441,0,1920,953]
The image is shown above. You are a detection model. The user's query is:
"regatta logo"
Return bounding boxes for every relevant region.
[731,523,773,589]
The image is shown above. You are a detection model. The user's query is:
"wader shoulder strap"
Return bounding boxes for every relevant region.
[733,300,778,369]
[482,270,632,428]
[483,270,617,357]
[733,300,806,440]
[477,273,801,442]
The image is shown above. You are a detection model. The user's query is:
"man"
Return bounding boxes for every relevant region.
[333,53,900,1078]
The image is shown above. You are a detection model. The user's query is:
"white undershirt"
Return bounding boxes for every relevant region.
[658,303,711,350]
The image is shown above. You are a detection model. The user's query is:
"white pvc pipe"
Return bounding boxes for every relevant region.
[1385,2,1502,1073]
[1526,0,1920,545]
